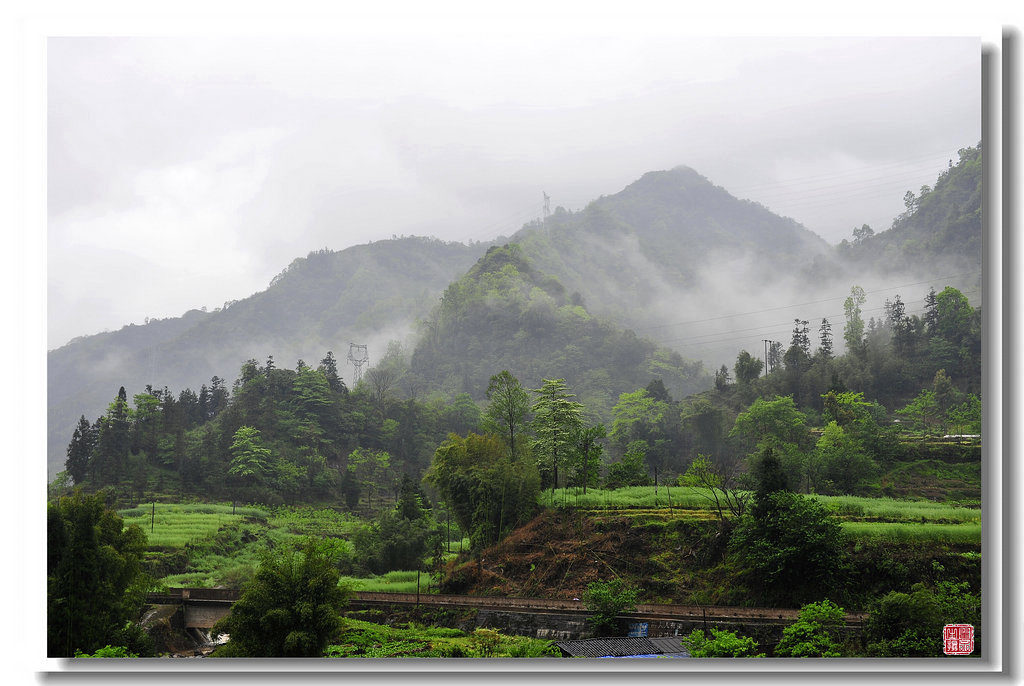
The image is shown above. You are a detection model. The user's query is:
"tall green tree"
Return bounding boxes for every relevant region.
[425,432,539,550]
[815,421,877,495]
[65,415,97,485]
[228,425,274,487]
[317,351,346,394]
[346,447,391,514]
[933,286,974,344]
[531,378,583,490]
[896,389,942,433]
[48,490,149,656]
[730,396,811,451]
[843,285,866,355]
[483,370,531,459]
[92,386,132,485]
[818,318,834,359]
[572,423,606,493]
[733,350,764,385]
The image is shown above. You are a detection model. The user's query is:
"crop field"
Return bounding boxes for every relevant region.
[841,521,981,544]
[541,486,730,510]
[809,494,981,523]
[543,487,980,523]
[119,502,468,591]
[117,503,267,548]
[263,506,360,537]
[339,570,438,594]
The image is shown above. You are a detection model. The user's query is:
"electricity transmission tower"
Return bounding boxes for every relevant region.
[347,343,369,385]
[543,192,551,220]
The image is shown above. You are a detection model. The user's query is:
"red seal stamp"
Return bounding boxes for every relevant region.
[943,624,974,655]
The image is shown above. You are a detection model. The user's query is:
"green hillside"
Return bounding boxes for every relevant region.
[409,243,708,421]
[47,236,486,477]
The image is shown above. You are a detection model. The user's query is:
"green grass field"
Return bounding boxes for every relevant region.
[117,503,267,548]
[541,485,730,510]
[809,494,981,523]
[542,486,981,525]
[339,570,435,593]
[841,521,981,544]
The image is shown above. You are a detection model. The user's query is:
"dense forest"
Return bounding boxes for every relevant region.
[55,274,981,509]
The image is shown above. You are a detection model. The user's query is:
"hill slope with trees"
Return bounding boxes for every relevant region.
[47,237,487,477]
[407,243,708,421]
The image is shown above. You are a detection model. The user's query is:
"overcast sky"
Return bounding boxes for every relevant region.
[46,33,981,350]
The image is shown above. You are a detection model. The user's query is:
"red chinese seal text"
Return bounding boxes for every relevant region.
[943,623,974,655]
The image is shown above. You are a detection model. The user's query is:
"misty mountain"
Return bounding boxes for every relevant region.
[508,165,838,365]
[47,237,487,477]
[47,152,982,479]
[408,243,707,421]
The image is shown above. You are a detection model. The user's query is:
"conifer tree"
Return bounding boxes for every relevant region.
[65,415,96,485]
[531,378,583,490]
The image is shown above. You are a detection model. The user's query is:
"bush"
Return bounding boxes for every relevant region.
[73,645,138,658]
[729,491,850,606]
[682,628,764,657]
[582,579,639,636]
[352,509,438,575]
[212,538,352,657]
[774,600,845,657]
[864,575,980,657]
[469,628,502,657]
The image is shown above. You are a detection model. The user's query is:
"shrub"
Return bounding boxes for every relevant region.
[73,645,138,658]
[469,628,502,657]
[865,575,980,657]
[212,538,352,657]
[582,579,639,636]
[774,600,845,657]
[682,628,764,657]
[729,491,849,606]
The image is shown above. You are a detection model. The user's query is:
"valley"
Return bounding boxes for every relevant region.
[48,146,985,661]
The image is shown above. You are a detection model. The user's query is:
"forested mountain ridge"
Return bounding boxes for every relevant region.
[408,243,708,421]
[47,236,487,477]
[837,144,982,278]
